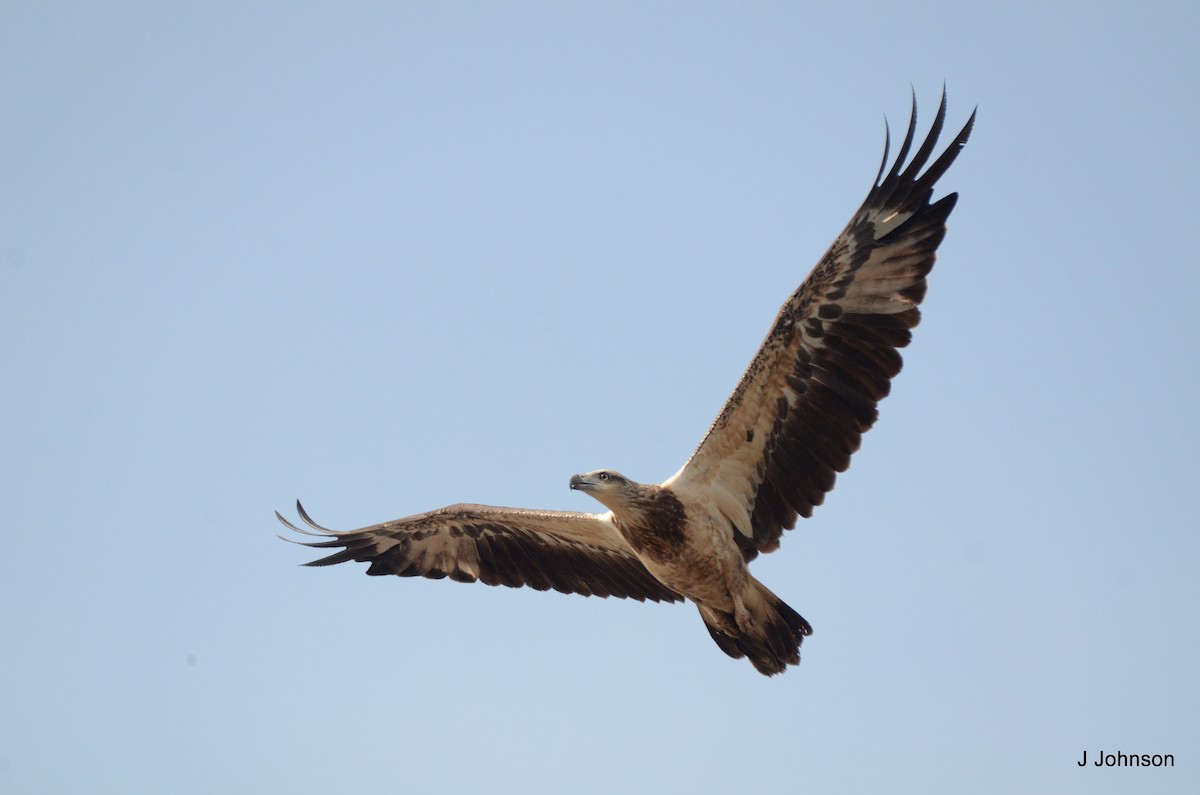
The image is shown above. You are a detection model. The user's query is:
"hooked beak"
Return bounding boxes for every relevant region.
[569,473,593,491]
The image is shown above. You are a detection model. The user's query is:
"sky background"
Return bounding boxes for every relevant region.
[2,2,1198,793]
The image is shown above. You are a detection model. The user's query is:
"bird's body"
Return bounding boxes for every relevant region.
[566,471,810,674]
[280,91,974,676]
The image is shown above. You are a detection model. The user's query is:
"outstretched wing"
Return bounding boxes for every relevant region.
[279,501,684,603]
[666,90,974,561]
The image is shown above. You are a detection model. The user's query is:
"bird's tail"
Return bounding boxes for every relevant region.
[698,578,812,676]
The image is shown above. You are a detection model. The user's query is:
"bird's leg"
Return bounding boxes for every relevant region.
[733,593,753,632]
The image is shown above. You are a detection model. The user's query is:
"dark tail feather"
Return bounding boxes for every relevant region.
[699,585,813,676]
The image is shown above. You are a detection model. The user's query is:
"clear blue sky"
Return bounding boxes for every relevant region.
[2,2,1197,793]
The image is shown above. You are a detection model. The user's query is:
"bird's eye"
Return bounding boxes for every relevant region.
[598,472,610,482]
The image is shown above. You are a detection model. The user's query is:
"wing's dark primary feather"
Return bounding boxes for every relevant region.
[667,90,974,561]
[278,502,684,603]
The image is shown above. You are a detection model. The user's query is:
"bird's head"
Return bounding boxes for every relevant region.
[569,469,641,512]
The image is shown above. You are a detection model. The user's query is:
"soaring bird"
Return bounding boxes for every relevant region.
[279,91,974,676]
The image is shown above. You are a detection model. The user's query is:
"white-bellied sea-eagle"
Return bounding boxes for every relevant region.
[279,91,974,676]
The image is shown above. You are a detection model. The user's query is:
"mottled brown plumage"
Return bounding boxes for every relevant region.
[280,91,973,676]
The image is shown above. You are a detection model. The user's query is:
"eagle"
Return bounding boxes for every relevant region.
[279,91,974,676]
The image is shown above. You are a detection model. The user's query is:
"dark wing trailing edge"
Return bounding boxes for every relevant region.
[667,90,974,561]
[278,501,684,603]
